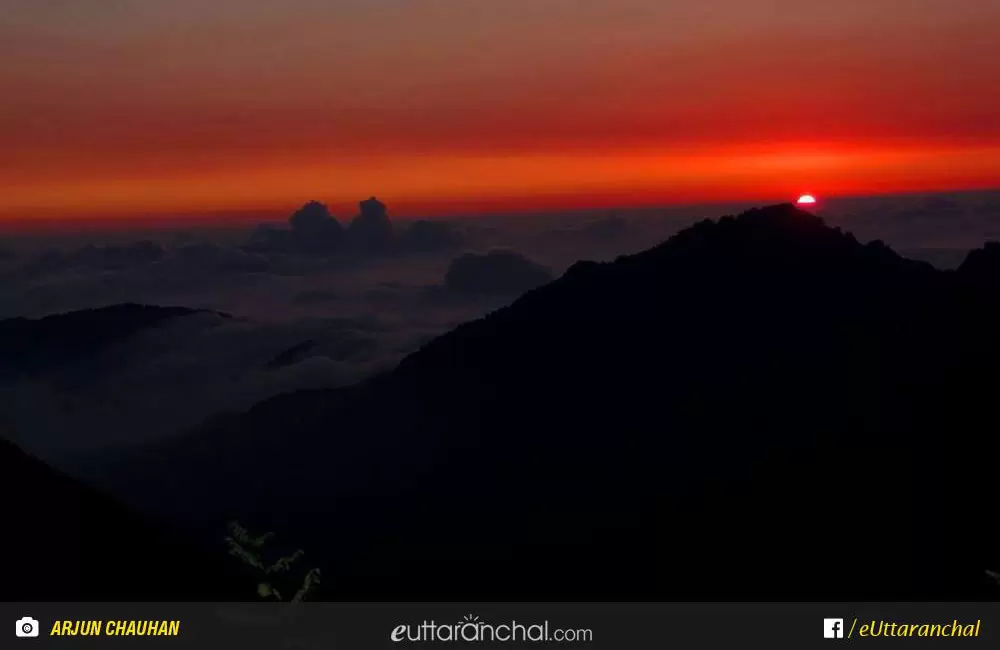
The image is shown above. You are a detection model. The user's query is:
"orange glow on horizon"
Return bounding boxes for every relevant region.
[3,1,998,227]
[2,141,998,226]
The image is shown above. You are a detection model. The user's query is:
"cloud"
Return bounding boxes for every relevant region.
[822,190,1000,250]
[288,200,341,233]
[287,200,347,251]
[24,241,165,275]
[0,312,391,458]
[4,189,996,466]
[249,198,399,256]
[347,196,393,252]
[248,198,464,257]
[173,242,271,273]
[0,207,670,463]
[441,249,553,296]
[540,214,628,244]
[397,220,464,253]
[291,289,339,305]
[248,200,346,255]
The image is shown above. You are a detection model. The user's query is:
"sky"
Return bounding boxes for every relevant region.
[1,0,999,224]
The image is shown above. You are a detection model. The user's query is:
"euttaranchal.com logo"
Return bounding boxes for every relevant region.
[391,614,593,643]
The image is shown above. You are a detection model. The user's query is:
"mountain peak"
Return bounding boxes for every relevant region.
[609,202,927,286]
[87,204,1000,600]
[663,203,847,253]
[958,241,1000,285]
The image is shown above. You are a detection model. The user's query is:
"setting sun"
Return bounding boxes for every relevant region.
[796,194,818,205]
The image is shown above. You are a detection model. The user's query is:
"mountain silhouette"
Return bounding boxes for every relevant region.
[81,205,1000,600]
[0,304,218,377]
[958,241,1000,289]
[0,438,242,600]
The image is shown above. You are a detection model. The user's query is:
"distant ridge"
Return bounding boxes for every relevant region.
[0,303,227,375]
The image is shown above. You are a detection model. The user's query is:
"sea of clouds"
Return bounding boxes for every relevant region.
[0,189,996,461]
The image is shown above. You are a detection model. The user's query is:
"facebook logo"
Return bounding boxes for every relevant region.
[824,618,844,639]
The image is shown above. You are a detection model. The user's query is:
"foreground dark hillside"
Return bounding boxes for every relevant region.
[0,439,244,600]
[81,205,1000,599]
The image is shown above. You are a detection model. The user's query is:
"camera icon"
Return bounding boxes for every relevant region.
[15,617,39,638]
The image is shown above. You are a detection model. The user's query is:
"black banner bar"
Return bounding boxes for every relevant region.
[3,603,997,649]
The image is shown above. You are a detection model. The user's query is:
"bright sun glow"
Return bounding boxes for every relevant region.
[796,194,817,204]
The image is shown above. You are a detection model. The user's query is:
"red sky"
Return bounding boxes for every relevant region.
[1,0,998,224]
